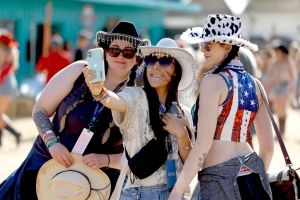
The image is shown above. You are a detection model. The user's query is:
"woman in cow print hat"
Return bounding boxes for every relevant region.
[169,14,273,200]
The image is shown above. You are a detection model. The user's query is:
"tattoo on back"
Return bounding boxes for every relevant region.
[198,153,207,169]
[33,110,53,136]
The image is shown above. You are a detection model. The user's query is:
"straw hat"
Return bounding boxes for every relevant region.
[139,38,196,91]
[36,153,111,200]
[181,14,258,51]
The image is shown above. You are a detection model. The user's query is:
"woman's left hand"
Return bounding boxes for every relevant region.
[83,153,109,169]
[162,113,188,139]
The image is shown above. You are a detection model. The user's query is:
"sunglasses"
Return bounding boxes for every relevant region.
[200,42,212,52]
[144,55,174,67]
[107,47,136,59]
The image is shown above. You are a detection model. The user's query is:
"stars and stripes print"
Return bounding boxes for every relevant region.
[214,66,259,143]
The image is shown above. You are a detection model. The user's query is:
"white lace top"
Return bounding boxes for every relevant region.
[111,87,193,191]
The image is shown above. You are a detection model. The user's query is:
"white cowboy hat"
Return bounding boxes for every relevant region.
[139,38,196,91]
[36,153,111,200]
[181,14,258,51]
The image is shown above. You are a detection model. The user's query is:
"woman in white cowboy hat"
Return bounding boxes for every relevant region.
[0,21,149,200]
[83,37,196,199]
[169,14,274,200]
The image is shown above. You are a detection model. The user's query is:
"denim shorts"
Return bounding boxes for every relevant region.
[198,152,272,200]
[120,179,169,200]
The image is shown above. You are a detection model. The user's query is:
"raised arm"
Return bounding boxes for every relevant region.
[82,67,127,114]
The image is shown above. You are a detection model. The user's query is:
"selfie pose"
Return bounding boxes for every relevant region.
[169,14,274,200]
[84,38,195,199]
[0,21,149,200]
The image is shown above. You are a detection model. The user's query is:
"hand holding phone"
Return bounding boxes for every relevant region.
[87,48,105,83]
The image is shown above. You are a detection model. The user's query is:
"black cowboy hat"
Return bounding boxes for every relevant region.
[96,21,150,48]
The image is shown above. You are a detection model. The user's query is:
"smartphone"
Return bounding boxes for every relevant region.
[87,48,105,83]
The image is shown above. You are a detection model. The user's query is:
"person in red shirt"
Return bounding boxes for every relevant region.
[36,34,71,84]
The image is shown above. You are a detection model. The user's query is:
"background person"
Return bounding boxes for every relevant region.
[0,30,21,147]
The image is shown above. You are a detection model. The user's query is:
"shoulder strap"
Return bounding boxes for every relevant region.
[255,79,293,167]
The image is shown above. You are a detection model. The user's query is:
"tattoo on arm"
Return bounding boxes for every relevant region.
[33,110,53,137]
[197,153,207,169]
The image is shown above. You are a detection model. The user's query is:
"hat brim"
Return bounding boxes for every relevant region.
[139,46,196,91]
[36,153,111,200]
[96,31,150,48]
[199,36,258,51]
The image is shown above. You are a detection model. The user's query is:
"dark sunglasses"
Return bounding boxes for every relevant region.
[200,42,212,52]
[144,55,174,67]
[107,47,136,59]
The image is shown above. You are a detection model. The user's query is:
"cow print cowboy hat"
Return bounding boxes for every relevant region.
[180,14,258,51]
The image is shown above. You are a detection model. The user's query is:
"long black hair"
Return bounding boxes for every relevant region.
[143,59,182,141]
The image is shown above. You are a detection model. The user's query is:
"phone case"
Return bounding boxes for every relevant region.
[87,48,105,83]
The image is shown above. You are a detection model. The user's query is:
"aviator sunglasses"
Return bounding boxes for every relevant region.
[107,47,136,59]
[144,54,174,67]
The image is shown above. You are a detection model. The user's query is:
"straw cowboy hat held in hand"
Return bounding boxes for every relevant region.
[180,14,258,51]
[139,38,196,91]
[36,153,111,200]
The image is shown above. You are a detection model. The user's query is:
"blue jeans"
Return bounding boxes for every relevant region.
[120,181,169,200]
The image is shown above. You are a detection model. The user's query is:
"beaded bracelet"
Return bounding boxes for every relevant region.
[93,87,108,102]
[46,137,59,149]
[42,130,55,143]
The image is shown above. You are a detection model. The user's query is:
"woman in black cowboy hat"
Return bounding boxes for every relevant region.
[0,21,149,200]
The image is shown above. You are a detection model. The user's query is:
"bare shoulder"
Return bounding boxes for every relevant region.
[200,74,227,93]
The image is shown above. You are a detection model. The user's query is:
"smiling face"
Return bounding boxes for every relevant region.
[145,53,176,91]
[105,40,137,78]
[201,42,231,68]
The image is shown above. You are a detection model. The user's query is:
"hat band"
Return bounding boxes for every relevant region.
[52,169,92,200]
[52,169,111,194]
[97,32,150,48]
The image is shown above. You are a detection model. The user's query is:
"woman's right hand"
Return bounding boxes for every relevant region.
[48,142,74,168]
[82,66,104,97]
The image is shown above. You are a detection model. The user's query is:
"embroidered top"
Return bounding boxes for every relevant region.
[212,60,259,143]
[111,87,193,197]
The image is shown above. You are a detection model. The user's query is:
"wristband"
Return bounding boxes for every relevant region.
[42,130,55,142]
[93,87,108,101]
[47,137,59,149]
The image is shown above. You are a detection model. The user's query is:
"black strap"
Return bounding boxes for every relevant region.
[255,79,293,167]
